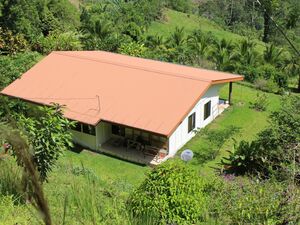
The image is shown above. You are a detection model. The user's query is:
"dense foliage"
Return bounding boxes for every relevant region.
[198,0,300,46]
[223,95,300,182]
[128,160,300,224]
[128,160,209,224]
[0,0,80,41]
[17,105,75,182]
[208,176,300,224]
[0,52,41,89]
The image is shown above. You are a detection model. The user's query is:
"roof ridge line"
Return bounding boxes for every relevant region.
[53,52,212,83]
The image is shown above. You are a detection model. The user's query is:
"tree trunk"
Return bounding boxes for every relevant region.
[263,11,271,43]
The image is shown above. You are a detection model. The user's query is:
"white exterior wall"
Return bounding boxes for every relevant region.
[72,122,112,150]
[71,130,97,150]
[168,84,224,156]
[96,122,112,149]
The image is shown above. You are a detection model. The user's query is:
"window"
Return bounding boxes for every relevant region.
[204,101,211,120]
[112,125,125,136]
[73,123,95,136]
[82,124,96,136]
[74,122,82,132]
[188,112,196,133]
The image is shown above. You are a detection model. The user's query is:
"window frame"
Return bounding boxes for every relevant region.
[188,112,196,133]
[204,101,211,120]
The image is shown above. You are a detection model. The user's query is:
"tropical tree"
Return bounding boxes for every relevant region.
[235,38,260,66]
[17,104,75,182]
[118,42,148,57]
[187,30,213,58]
[283,56,300,89]
[208,38,238,72]
[167,27,186,48]
[145,35,165,49]
[256,0,279,43]
[263,43,284,66]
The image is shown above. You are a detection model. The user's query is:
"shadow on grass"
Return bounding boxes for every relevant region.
[69,144,147,168]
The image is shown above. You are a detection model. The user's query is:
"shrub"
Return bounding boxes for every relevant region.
[207,177,291,224]
[188,126,240,165]
[0,27,29,55]
[254,78,279,93]
[0,52,41,89]
[166,0,193,13]
[249,92,269,111]
[118,42,148,58]
[33,31,82,54]
[18,105,75,182]
[127,160,209,224]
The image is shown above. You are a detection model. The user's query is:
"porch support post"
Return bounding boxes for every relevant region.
[228,82,233,105]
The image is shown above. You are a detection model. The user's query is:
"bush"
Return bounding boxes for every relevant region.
[118,42,148,57]
[0,27,29,55]
[254,78,279,93]
[207,177,299,224]
[0,52,41,89]
[33,31,82,54]
[127,160,209,224]
[166,0,193,13]
[249,92,269,111]
[188,126,240,165]
[18,105,75,182]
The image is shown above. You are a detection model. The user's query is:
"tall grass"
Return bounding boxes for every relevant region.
[0,159,24,202]
[60,163,158,225]
[0,123,52,225]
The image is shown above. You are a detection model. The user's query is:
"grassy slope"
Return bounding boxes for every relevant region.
[60,150,148,185]
[146,9,265,52]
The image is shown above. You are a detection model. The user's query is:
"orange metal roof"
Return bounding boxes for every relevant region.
[1,51,243,136]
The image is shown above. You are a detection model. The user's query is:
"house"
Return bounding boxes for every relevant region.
[1,51,243,165]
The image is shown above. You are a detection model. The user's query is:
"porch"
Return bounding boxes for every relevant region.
[218,98,230,114]
[98,123,169,166]
[100,138,167,166]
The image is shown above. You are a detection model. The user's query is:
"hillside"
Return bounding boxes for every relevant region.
[146,9,266,52]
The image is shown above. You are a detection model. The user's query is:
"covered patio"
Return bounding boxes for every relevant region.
[100,139,165,165]
[98,123,169,165]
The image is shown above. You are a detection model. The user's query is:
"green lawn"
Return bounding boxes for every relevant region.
[58,150,148,185]
[179,82,281,175]
[146,9,266,52]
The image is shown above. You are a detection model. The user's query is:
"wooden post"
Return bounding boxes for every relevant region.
[228,82,233,105]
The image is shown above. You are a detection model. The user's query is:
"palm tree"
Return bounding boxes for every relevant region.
[263,44,284,66]
[93,20,112,39]
[187,30,213,58]
[167,26,185,48]
[145,34,164,49]
[283,56,300,90]
[235,39,260,67]
[208,38,238,72]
